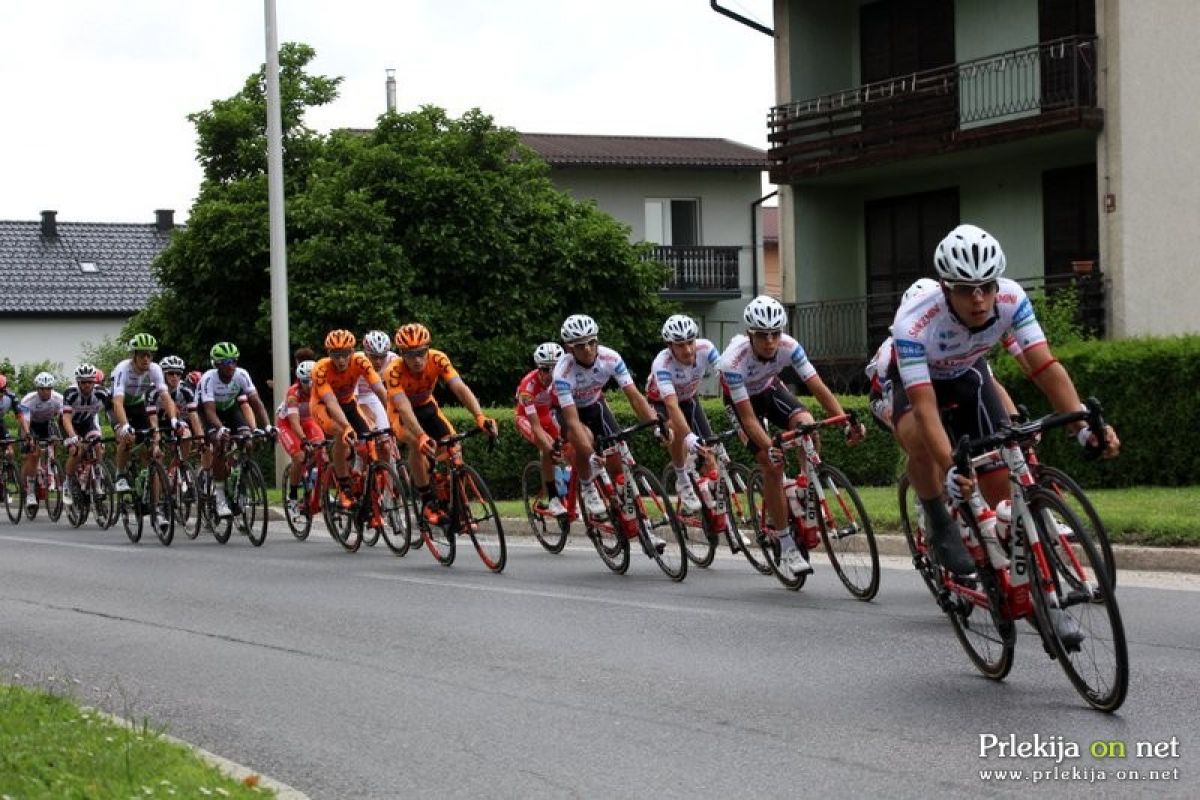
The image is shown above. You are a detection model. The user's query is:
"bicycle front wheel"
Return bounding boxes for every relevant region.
[120,490,142,544]
[725,463,770,574]
[1035,464,1116,591]
[147,461,174,546]
[375,462,413,557]
[46,461,65,522]
[458,465,507,573]
[320,468,358,552]
[66,472,88,528]
[172,461,198,540]
[523,460,568,554]
[661,465,714,569]
[281,464,313,541]
[1026,488,1128,712]
[816,464,879,601]
[2,461,23,524]
[633,466,686,582]
[237,461,268,547]
[94,460,117,531]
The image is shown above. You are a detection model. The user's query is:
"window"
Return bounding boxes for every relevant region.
[644,199,700,246]
[78,261,98,273]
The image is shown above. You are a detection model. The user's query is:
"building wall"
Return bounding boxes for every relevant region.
[1101,0,1200,335]
[0,317,127,377]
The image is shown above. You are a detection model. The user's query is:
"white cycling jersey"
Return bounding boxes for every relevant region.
[552,346,633,409]
[199,367,258,412]
[891,278,1046,388]
[110,359,168,406]
[718,333,818,404]
[18,391,64,424]
[867,330,1025,387]
[356,352,397,399]
[646,339,720,403]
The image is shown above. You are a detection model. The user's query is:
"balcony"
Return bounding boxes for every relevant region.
[652,245,742,299]
[768,36,1101,183]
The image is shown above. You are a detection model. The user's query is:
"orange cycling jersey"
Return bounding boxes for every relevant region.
[310,353,381,406]
[384,349,459,407]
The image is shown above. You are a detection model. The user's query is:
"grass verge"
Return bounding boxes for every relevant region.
[0,683,273,799]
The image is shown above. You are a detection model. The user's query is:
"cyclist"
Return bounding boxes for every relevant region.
[110,333,186,493]
[153,355,204,462]
[17,372,65,509]
[889,223,1119,583]
[384,323,495,526]
[276,359,324,515]
[61,363,113,503]
[553,314,667,520]
[0,373,20,443]
[198,342,275,518]
[357,330,404,463]
[514,342,566,515]
[719,295,865,579]
[648,314,721,514]
[865,279,939,432]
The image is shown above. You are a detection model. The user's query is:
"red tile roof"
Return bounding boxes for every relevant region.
[519,133,766,170]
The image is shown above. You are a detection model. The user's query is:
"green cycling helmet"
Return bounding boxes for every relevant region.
[210,341,240,361]
[127,332,158,352]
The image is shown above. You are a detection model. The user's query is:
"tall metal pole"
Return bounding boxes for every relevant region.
[264,0,290,480]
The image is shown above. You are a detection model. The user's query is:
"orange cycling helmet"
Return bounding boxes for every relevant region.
[324,329,357,351]
[394,323,431,351]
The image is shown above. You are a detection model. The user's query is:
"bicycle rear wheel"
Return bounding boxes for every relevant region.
[1026,488,1128,712]
[523,460,569,554]
[584,486,629,574]
[320,468,358,552]
[46,461,65,522]
[634,466,686,582]
[1035,464,1116,591]
[66,472,88,528]
[147,461,174,546]
[281,464,313,541]
[747,469,807,591]
[421,512,456,566]
[898,474,940,600]
[375,462,413,557]
[661,466,714,569]
[237,461,268,547]
[459,465,507,573]
[944,560,1015,681]
[816,464,879,601]
[725,463,770,574]
[120,489,142,544]
[94,460,117,530]
[2,461,23,524]
[173,461,198,540]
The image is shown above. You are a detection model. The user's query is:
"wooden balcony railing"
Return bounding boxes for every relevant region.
[768,36,1101,181]
[651,245,742,295]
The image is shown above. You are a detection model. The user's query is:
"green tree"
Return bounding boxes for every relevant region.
[132,44,675,403]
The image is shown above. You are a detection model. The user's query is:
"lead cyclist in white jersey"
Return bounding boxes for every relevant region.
[553,313,667,519]
[889,223,1119,580]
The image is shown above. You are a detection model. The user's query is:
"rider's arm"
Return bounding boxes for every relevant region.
[245,392,272,428]
[620,383,659,426]
[110,395,128,430]
[387,390,430,450]
[733,399,772,452]
[801,373,845,419]
[447,378,493,431]
[61,408,78,439]
[202,399,223,429]
[319,391,351,429]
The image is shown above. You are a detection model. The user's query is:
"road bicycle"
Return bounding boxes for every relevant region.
[321,429,410,555]
[900,398,1127,712]
[748,412,879,599]
[162,432,201,539]
[414,427,506,572]
[65,436,118,530]
[280,440,334,542]
[659,428,770,573]
[578,419,688,582]
[1,438,27,524]
[23,437,66,523]
[116,430,174,545]
[195,430,270,546]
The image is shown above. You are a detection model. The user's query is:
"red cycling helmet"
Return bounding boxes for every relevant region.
[188,370,202,386]
[0,373,7,391]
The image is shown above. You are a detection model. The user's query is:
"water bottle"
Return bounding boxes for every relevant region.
[695,474,714,510]
[994,499,1013,545]
[135,469,147,499]
[554,464,570,498]
[228,465,241,496]
[784,481,805,520]
[306,466,317,492]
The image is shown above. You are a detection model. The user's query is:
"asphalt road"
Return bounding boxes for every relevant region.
[2,515,1197,799]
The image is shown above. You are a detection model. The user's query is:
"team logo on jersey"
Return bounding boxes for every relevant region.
[907,305,940,338]
[895,340,925,360]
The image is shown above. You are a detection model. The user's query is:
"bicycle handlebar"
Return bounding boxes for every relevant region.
[698,428,741,447]
[773,410,858,448]
[595,416,667,451]
[953,397,1107,472]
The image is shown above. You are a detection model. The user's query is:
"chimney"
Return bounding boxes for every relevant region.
[155,209,175,232]
[40,210,58,238]
[386,68,397,112]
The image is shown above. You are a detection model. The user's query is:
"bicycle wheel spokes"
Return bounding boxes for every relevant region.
[633,466,686,582]
[726,464,770,574]
[944,566,1015,681]
[46,461,65,522]
[816,464,879,601]
[319,468,358,551]
[281,464,313,541]
[375,463,412,557]
[66,472,87,528]
[747,469,805,590]
[1036,464,1117,591]
[148,462,174,546]
[1027,489,1128,712]
[240,463,268,547]
[661,467,714,569]
[94,461,117,530]
[2,462,23,524]
[459,465,506,573]
[421,514,456,566]
[523,460,568,554]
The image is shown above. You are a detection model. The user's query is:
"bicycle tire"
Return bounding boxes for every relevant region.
[944,558,1015,681]
[46,461,65,522]
[420,494,456,566]
[172,460,198,540]
[1034,464,1117,591]
[239,461,268,547]
[816,464,879,601]
[584,483,630,574]
[725,463,770,574]
[1025,488,1128,712]
[897,474,940,600]
[2,461,23,524]
[66,471,88,528]
[523,460,569,554]
[377,462,413,556]
[321,468,360,553]
[147,461,174,546]
[120,490,142,544]
[747,469,807,591]
[281,464,313,541]
[94,460,117,531]
[633,466,686,581]
[661,465,715,569]
[359,462,393,551]
[459,464,507,573]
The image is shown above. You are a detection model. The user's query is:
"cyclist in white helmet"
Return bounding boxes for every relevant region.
[647,314,721,514]
[553,314,667,519]
[719,295,865,579]
[515,341,568,515]
[889,223,1119,585]
[62,363,112,504]
[17,372,65,509]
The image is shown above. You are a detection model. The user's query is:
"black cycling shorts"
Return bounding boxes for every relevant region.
[722,379,808,453]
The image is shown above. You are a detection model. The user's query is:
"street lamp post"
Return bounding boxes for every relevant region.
[264,0,290,480]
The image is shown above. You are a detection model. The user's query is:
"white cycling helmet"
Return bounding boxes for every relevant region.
[34,371,56,389]
[934,224,1006,283]
[74,363,99,382]
[362,330,392,356]
[901,278,940,306]
[743,295,787,332]
[560,314,599,344]
[661,314,699,343]
[159,355,186,373]
[296,360,315,384]
[533,342,564,367]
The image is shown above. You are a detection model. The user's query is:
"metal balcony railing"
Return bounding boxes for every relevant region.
[768,36,1100,180]
[650,245,742,294]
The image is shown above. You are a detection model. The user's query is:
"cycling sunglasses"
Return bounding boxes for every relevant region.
[328,349,353,359]
[944,280,999,298]
[401,347,430,358]
[213,358,237,367]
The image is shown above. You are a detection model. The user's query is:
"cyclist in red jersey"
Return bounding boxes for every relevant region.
[276,360,325,513]
[514,342,565,515]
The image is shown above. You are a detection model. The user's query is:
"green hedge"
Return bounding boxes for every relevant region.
[991,335,1200,487]
[443,395,903,501]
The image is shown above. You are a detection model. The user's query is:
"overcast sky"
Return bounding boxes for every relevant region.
[0,0,775,224]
